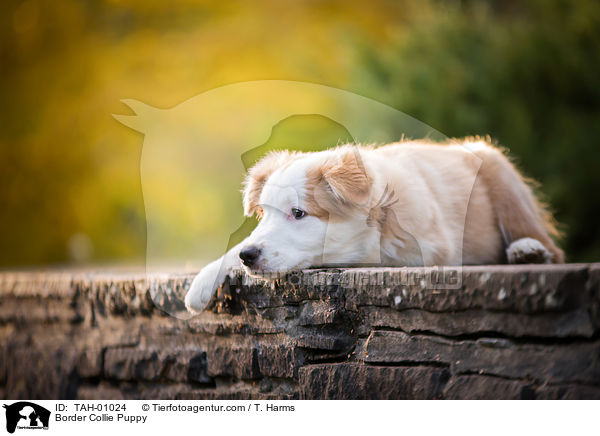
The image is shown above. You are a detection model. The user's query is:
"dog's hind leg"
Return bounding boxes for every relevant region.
[505,237,553,264]
[473,142,564,264]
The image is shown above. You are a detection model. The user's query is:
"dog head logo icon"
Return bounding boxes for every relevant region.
[3,402,50,433]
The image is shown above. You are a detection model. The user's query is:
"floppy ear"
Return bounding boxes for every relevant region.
[320,147,371,207]
[242,150,296,217]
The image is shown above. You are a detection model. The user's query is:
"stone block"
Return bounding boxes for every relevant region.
[299,363,450,399]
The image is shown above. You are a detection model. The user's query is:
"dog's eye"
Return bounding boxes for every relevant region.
[291,208,306,219]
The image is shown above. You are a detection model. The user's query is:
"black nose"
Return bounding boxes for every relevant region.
[239,246,261,267]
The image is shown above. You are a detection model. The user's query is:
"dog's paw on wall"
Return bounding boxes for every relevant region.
[506,237,552,264]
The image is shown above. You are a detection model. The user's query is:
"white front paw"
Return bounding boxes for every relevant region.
[185,260,227,313]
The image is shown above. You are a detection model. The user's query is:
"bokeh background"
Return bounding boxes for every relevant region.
[1,0,599,268]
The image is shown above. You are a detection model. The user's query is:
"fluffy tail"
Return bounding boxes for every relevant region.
[472,140,564,263]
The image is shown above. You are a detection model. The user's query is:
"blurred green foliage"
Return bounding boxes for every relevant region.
[352,0,600,261]
[0,0,598,266]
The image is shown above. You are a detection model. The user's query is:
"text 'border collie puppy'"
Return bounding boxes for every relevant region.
[185,138,563,313]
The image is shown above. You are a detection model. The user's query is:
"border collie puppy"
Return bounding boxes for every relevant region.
[185,138,563,313]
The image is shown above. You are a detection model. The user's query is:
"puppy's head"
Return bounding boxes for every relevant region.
[239,146,375,274]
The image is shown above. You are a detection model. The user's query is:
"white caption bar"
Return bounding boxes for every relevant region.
[1,400,596,436]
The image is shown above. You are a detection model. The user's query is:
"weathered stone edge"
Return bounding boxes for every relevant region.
[1,263,598,314]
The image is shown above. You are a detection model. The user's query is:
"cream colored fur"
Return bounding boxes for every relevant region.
[185,138,563,313]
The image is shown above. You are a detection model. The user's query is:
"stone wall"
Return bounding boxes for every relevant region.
[1,264,599,400]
